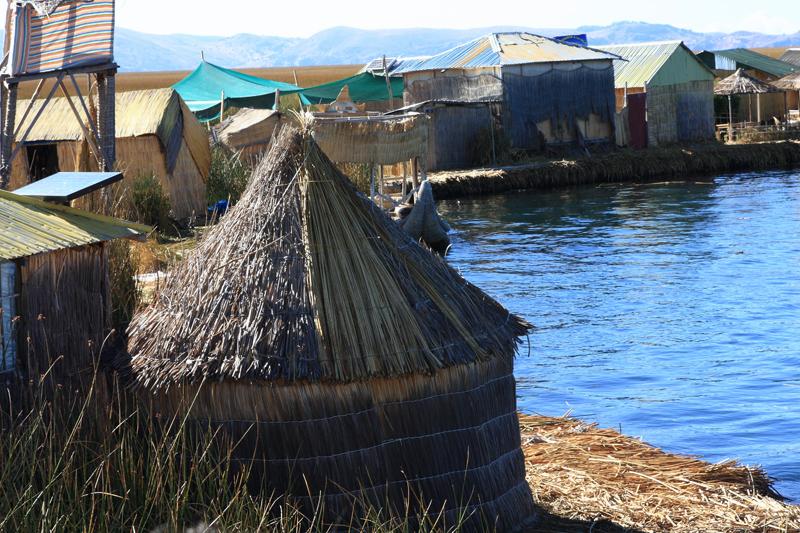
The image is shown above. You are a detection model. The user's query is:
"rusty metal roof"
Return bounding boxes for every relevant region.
[395,32,619,73]
[0,190,150,261]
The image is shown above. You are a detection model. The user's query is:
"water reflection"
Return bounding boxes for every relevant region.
[441,171,800,501]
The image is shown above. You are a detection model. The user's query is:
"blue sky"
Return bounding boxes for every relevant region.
[116,0,798,37]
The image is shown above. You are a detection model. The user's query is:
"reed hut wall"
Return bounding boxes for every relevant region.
[403,68,504,104]
[501,60,616,147]
[7,89,210,220]
[13,244,110,384]
[426,103,495,171]
[646,81,715,145]
[8,135,207,220]
[156,357,535,530]
[720,92,789,125]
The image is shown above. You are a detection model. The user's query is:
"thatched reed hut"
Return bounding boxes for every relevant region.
[773,71,800,116]
[598,41,716,147]
[8,89,210,220]
[123,125,536,530]
[397,32,619,156]
[0,190,148,384]
[217,108,284,162]
[715,69,787,129]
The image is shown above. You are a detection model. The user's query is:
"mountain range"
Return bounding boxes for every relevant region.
[115,21,800,72]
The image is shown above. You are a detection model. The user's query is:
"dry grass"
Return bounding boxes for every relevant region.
[521,415,800,533]
[16,65,361,99]
[750,47,793,60]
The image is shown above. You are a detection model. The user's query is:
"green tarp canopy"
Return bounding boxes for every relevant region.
[302,72,403,104]
[173,61,309,121]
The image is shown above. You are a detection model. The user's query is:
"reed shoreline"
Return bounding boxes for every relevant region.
[429,140,800,200]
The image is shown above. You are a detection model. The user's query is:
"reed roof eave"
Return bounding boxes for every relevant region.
[124,123,530,391]
[715,68,784,96]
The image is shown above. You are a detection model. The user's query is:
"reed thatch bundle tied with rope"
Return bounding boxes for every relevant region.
[123,121,536,530]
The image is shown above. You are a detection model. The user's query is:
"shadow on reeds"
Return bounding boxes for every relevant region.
[530,511,645,533]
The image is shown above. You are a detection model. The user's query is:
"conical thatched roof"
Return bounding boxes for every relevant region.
[773,71,800,91]
[126,123,529,390]
[715,68,783,96]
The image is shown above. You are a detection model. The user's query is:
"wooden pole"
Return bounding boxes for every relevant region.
[784,91,788,126]
[0,81,17,189]
[382,55,395,110]
[756,93,761,124]
[488,104,496,165]
[220,90,225,122]
[274,89,281,111]
[728,95,733,143]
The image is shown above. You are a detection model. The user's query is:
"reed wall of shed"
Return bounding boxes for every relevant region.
[15,244,110,385]
[501,61,616,148]
[426,104,496,171]
[648,80,715,145]
[150,357,537,531]
[8,136,207,220]
[403,68,503,104]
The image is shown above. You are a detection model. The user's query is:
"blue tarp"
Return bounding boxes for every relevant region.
[173,61,309,121]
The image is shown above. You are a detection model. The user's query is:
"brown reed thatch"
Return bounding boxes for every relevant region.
[127,122,526,387]
[773,71,800,91]
[123,122,535,529]
[217,108,283,160]
[715,68,783,95]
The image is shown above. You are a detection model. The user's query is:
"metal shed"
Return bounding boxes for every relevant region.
[397,33,619,155]
[599,41,716,146]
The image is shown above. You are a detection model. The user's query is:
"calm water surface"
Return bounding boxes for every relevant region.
[438,170,800,501]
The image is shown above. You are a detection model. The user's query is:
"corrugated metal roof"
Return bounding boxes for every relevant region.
[598,41,684,88]
[780,49,800,68]
[0,190,150,261]
[701,48,797,78]
[395,32,619,73]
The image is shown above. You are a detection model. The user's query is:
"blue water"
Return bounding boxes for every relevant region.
[438,170,800,502]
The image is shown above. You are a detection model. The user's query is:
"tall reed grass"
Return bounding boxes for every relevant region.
[0,370,476,532]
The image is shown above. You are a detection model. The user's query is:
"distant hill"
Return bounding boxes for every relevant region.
[112,21,800,72]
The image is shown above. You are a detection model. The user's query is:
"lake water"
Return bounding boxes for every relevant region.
[438,170,800,502]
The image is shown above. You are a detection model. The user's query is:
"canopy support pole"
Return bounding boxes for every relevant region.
[728,95,733,144]
[0,81,17,190]
[220,90,225,123]
[757,93,761,124]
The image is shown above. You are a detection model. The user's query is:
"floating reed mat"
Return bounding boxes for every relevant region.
[521,415,800,533]
[428,141,800,200]
[121,121,535,530]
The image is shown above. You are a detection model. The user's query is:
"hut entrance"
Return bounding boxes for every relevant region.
[25,143,60,182]
[0,262,17,374]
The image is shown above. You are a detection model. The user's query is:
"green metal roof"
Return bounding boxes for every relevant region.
[599,41,714,88]
[698,48,797,78]
[0,190,151,261]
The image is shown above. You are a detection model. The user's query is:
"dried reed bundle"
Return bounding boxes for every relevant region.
[522,415,800,533]
[125,123,528,389]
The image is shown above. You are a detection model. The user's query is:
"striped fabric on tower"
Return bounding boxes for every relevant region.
[8,0,115,76]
